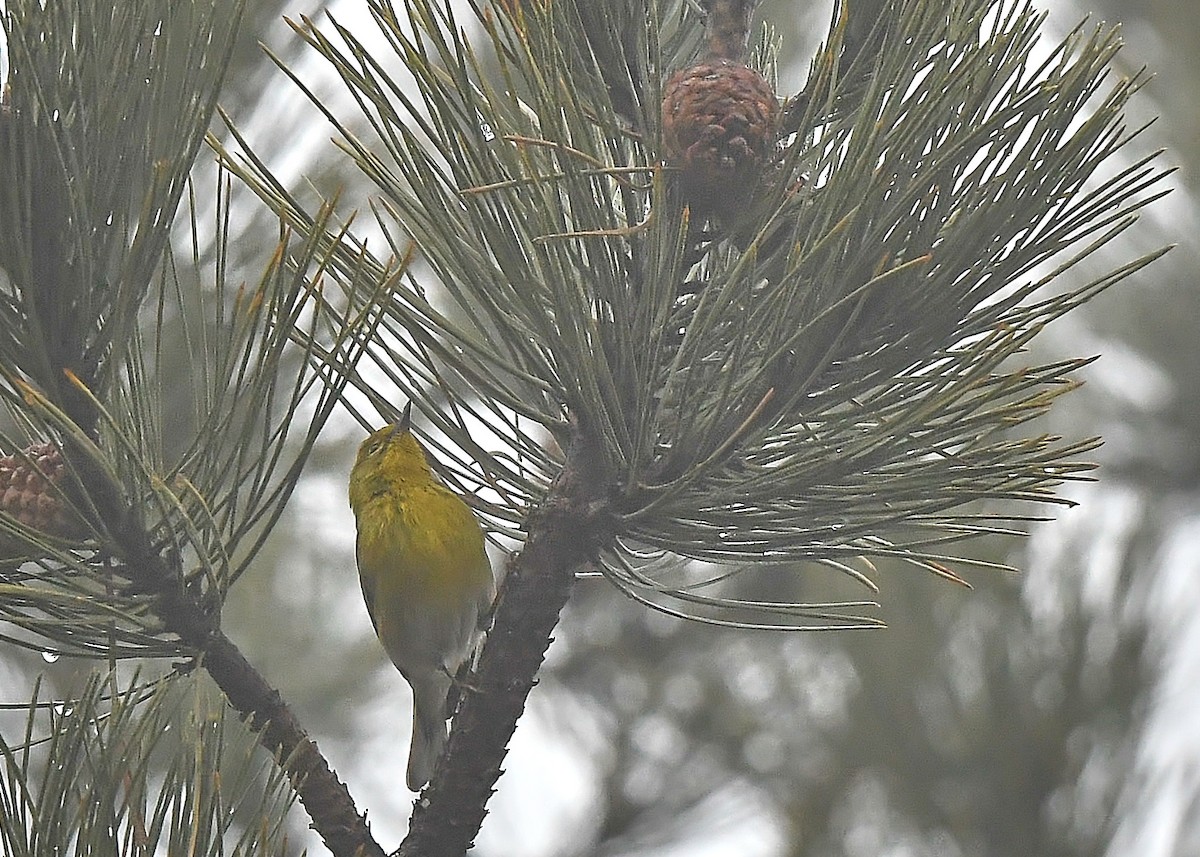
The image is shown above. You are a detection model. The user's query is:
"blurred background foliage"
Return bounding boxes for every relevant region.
[3,0,1199,855]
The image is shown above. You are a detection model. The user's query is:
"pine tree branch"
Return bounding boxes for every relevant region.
[401,420,612,856]
[0,2,388,853]
[2,188,388,852]
[204,633,385,857]
[55,437,386,857]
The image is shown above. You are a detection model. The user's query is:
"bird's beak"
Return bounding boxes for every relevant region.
[380,402,412,443]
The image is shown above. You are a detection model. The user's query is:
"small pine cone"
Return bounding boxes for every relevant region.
[0,442,84,541]
[661,59,778,217]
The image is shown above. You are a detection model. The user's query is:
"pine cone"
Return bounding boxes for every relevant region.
[0,442,84,542]
[661,59,778,217]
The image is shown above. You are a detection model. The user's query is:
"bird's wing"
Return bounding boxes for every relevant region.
[356,539,383,636]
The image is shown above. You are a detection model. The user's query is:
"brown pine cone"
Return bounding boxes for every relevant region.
[661,59,778,219]
[0,442,85,543]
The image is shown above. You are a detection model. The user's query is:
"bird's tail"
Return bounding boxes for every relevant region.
[407,676,451,791]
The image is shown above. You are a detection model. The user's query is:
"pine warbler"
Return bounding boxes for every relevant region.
[348,404,496,790]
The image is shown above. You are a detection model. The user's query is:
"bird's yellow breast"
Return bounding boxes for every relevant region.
[353,480,492,606]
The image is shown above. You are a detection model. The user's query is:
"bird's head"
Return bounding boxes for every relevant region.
[353,402,429,476]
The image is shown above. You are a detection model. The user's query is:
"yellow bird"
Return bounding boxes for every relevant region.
[348,403,496,790]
